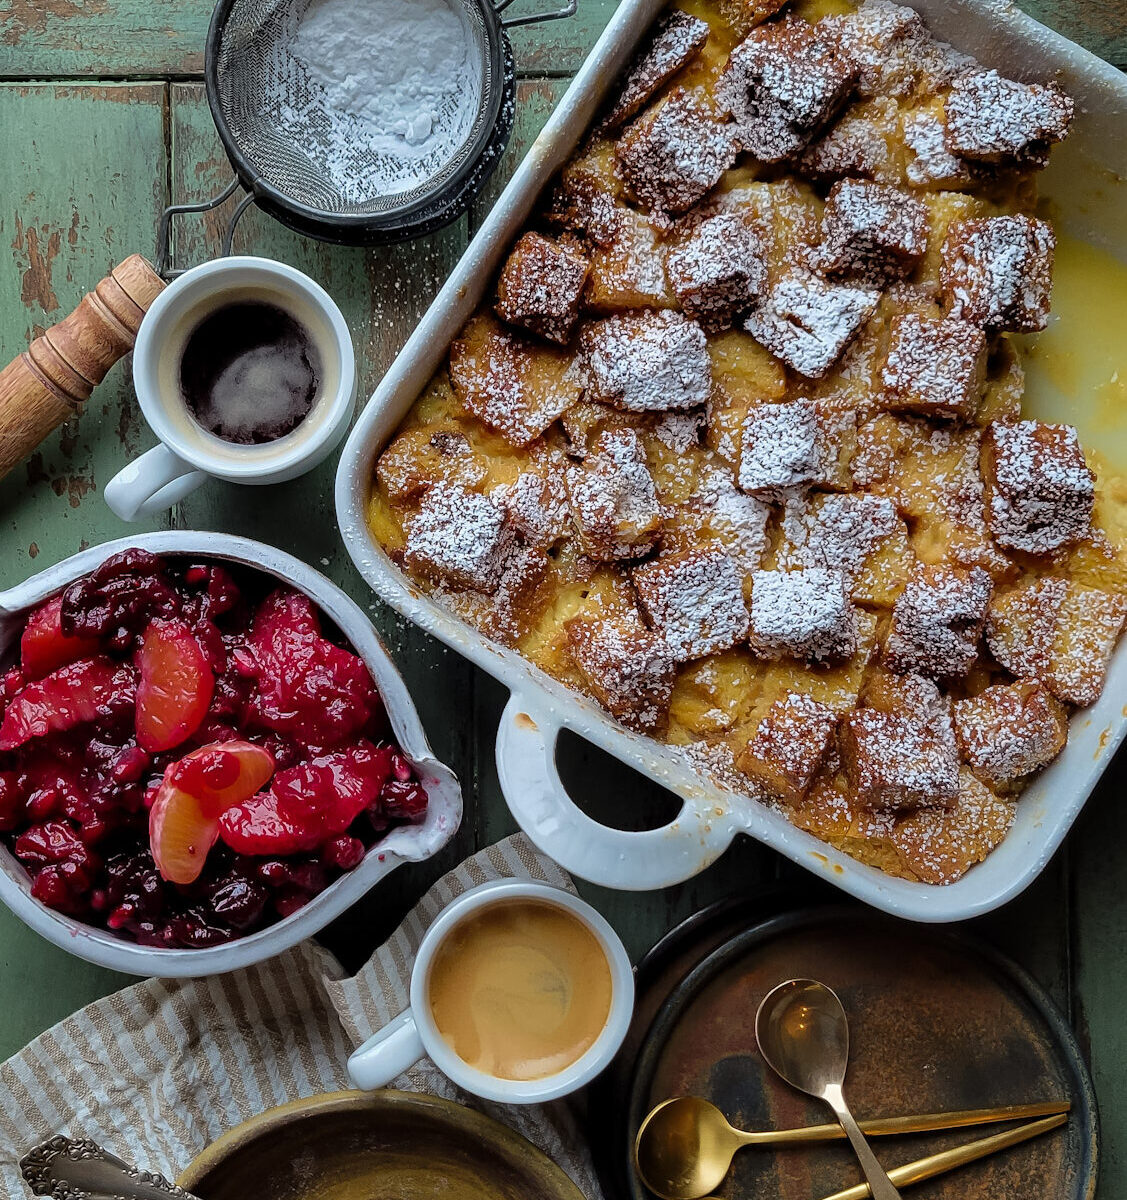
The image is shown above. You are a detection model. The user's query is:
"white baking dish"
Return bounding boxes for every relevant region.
[0,531,462,976]
[335,0,1127,920]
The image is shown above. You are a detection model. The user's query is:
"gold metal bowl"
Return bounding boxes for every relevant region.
[177,1089,585,1200]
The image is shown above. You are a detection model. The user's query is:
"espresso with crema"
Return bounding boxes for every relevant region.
[427,899,613,1081]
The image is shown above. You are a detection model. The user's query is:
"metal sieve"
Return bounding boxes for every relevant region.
[157,0,574,264]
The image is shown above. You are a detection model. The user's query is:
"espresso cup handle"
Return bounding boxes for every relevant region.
[347,1008,427,1090]
[104,443,209,522]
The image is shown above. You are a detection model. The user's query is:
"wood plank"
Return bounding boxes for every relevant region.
[0,81,171,1058]
[168,83,478,967]
[1,1,1124,82]
[0,0,620,80]
[1069,762,1127,1197]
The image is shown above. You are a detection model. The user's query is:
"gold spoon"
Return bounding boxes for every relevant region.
[756,979,902,1200]
[688,1111,1068,1200]
[633,1097,1071,1200]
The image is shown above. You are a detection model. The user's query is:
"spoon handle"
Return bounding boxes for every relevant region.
[817,1113,1067,1200]
[20,1135,198,1200]
[738,1099,1071,1146]
[822,1086,902,1200]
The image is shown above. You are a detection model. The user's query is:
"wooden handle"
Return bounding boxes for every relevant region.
[0,254,165,480]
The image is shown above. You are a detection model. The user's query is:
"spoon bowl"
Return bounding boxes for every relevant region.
[756,979,902,1200]
[755,978,851,1097]
[635,1097,742,1200]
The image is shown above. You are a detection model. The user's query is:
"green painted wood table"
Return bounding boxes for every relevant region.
[1,0,1125,1193]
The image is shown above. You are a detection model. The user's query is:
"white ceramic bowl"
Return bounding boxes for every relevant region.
[0,531,462,976]
[334,0,1127,921]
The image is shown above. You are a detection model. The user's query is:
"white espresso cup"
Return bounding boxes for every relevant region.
[347,879,635,1104]
[104,256,356,522]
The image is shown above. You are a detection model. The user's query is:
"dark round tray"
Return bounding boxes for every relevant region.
[592,902,1097,1200]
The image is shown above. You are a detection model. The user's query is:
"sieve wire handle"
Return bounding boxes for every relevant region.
[155,178,244,279]
[495,0,577,28]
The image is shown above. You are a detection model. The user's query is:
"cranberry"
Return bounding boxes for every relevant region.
[14,820,85,866]
[0,771,25,831]
[323,835,365,871]
[31,865,82,912]
[273,889,310,919]
[61,549,178,651]
[166,914,234,948]
[4,554,414,949]
[380,779,428,823]
[113,745,152,784]
[210,875,267,930]
[256,860,289,886]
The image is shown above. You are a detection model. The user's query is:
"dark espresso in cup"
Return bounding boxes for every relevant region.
[179,300,321,445]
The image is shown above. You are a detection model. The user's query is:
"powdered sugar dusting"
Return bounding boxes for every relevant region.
[634,547,751,662]
[744,269,878,378]
[601,10,711,132]
[582,310,711,412]
[749,568,857,662]
[404,482,514,593]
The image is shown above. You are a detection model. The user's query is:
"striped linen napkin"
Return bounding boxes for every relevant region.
[0,834,605,1199]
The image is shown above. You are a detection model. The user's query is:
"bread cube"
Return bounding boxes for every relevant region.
[737,691,838,803]
[695,466,772,572]
[666,214,768,331]
[985,575,1067,679]
[953,680,1068,788]
[861,667,952,725]
[494,232,589,345]
[748,568,857,663]
[600,10,711,132]
[449,314,583,446]
[715,18,859,162]
[941,215,1056,332]
[404,483,515,593]
[818,179,929,282]
[881,313,987,419]
[841,706,960,810]
[497,461,571,549]
[617,89,739,217]
[798,98,896,182]
[376,425,487,503]
[902,106,973,189]
[885,564,992,680]
[634,547,751,662]
[442,542,552,647]
[581,310,711,412]
[705,330,788,464]
[890,769,1014,884]
[744,269,879,379]
[981,420,1094,553]
[944,70,1073,166]
[738,399,855,497]
[1046,584,1127,707]
[822,0,928,98]
[566,428,663,561]
[543,140,624,247]
[777,492,905,595]
[565,615,678,732]
[715,0,790,38]
[585,208,677,312]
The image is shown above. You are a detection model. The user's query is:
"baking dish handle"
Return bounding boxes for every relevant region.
[496,691,737,890]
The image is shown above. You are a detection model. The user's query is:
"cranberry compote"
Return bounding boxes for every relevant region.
[0,551,427,948]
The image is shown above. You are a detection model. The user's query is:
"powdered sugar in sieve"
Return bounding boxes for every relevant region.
[257,0,484,207]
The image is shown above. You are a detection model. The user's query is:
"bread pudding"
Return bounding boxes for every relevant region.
[368,0,1127,885]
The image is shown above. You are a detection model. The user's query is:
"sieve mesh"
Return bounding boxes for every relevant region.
[213,0,498,218]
